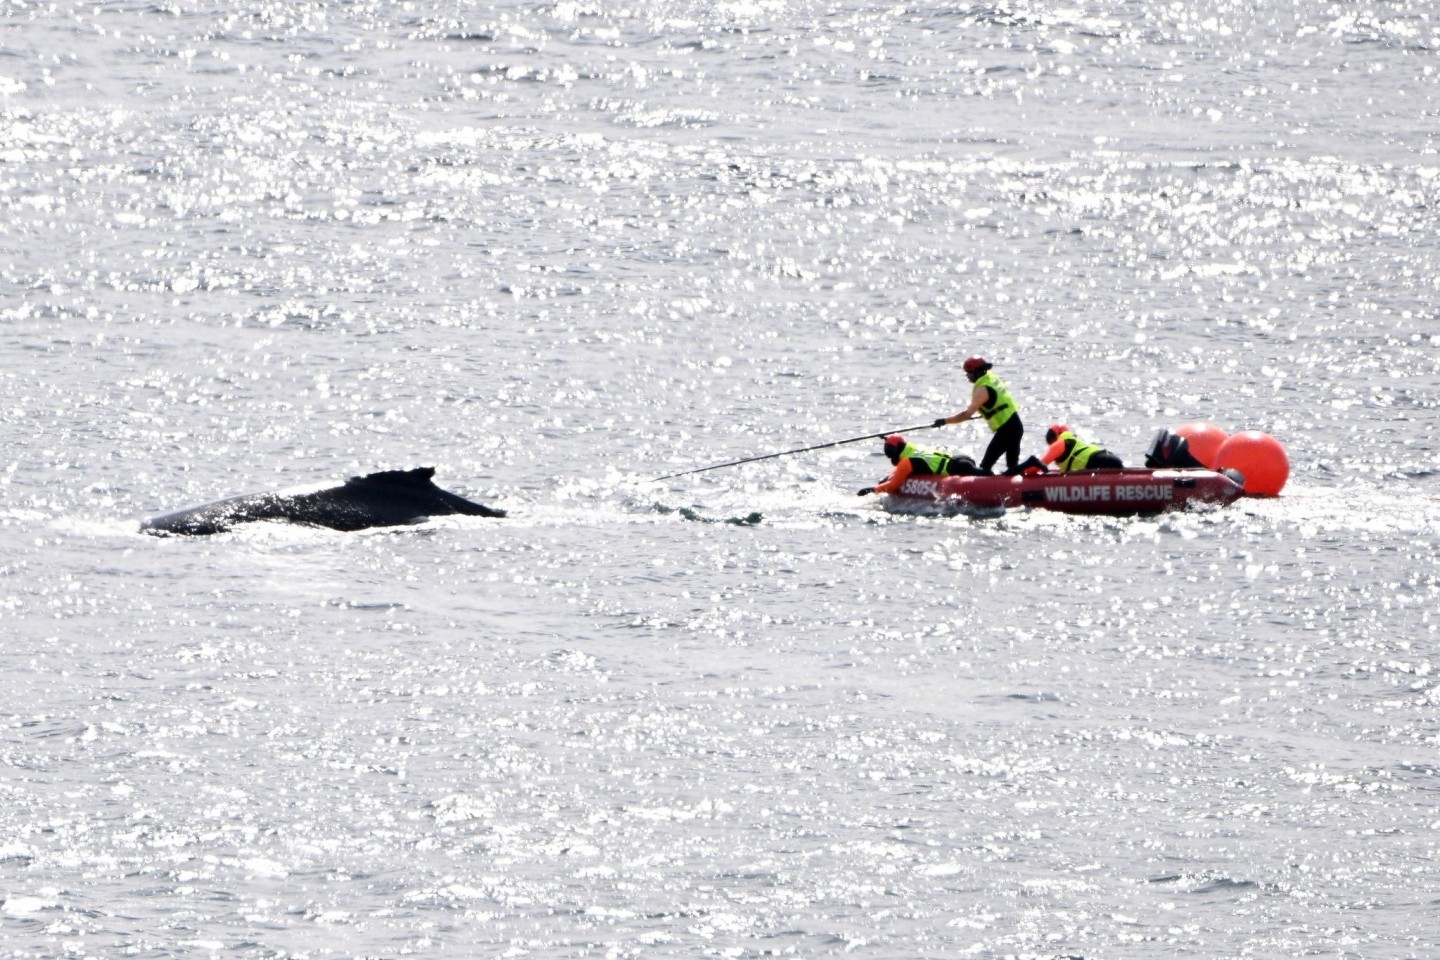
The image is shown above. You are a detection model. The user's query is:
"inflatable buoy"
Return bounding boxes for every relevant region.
[1214,431,1289,496]
[1174,421,1229,469]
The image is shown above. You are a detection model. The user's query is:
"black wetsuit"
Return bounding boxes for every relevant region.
[981,414,1024,475]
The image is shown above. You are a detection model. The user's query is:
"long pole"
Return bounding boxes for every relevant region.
[650,422,942,482]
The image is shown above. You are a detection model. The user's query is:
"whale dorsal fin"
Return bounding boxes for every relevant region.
[346,467,437,488]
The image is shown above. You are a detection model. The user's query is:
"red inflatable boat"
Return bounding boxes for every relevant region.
[883,468,1244,516]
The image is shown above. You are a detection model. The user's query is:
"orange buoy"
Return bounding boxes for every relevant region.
[1174,421,1229,468]
[1214,430,1289,496]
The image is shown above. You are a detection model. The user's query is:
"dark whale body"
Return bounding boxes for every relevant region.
[140,467,505,536]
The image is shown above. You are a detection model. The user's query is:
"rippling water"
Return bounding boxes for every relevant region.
[3,2,1438,957]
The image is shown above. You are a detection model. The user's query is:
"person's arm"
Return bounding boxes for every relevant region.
[1041,438,1067,466]
[871,458,916,494]
[936,384,990,425]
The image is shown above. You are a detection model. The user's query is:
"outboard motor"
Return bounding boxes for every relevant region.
[1145,428,1206,469]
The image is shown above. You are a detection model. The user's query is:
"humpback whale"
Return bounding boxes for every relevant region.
[140,467,505,536]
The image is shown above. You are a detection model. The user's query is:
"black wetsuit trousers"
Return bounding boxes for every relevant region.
[981,415,1024,474]
[1087,451,1124,469]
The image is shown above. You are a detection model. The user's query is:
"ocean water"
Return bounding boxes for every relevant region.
[2,1,1438,957]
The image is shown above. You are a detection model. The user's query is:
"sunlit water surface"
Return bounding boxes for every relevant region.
[2,2,1438,957]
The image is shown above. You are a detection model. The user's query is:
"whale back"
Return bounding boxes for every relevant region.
[140,467,504,535]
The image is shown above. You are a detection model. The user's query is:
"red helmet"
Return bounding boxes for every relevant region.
[883,434,907,459]
[1046,423,1071,444]
[962,356,990,375]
